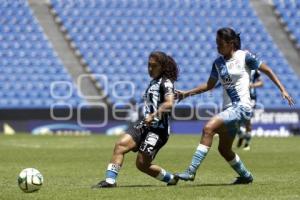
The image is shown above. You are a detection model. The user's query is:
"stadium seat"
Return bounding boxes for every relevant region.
[273,0,300,48]
[0,1,85,108]
[50,0,300,108]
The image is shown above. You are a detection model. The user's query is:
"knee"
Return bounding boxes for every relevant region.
[203,125,215,137]
[136,158,150,173]
[113,140,128,154]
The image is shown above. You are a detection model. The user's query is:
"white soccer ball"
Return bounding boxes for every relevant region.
[18,168,43,193]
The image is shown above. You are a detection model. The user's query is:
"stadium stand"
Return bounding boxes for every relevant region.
[0,1,85,108]
[272,0,300,49]
[51,0,299,108]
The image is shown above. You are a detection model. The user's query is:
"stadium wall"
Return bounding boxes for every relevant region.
[0,108,299,137]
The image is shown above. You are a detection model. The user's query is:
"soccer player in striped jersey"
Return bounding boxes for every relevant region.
[236,69,263,150]
[176,27,294,184]
[92,51,179,188]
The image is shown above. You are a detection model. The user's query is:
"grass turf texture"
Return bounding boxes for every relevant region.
[0,134,299,200]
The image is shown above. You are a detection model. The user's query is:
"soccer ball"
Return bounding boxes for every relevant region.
[18,168,43,193]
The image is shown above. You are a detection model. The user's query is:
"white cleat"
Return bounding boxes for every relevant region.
[243,146,250,151]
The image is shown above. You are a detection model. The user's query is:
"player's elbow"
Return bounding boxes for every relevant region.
[260,63,273,76]
[206,85,214,91]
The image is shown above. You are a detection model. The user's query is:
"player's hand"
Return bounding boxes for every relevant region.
[144,114,155,126]
[175,90,188,102]
[281,90,295,106]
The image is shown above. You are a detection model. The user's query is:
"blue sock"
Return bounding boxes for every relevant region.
[188,144,210,173]
[155,168,175,183]
[228,154,251,178]
[105,163,121,184]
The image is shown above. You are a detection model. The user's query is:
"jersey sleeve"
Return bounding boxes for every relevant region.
[209,62,219,80]
[254,70,261,80]
[245,51,262,70]
[161,79,174,97]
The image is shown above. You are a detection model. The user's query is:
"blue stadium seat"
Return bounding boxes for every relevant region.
[273,0,300,48]
[0,1,85,108]
[50,0,300,108]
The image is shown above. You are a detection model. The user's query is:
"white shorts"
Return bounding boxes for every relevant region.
[217,104,253,135]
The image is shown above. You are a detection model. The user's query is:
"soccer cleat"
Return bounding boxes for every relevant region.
[91,180,116,189]
[167,175,179,186]
[175,169,195,181]
[243,146,251,151]
[232,175,253,184]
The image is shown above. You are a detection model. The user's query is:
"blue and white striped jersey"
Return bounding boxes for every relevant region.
[210,50,262,109]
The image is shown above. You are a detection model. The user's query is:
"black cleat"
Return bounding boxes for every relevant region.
[167,175,179,186]
[91,180,116,189]
[232,175,253,185]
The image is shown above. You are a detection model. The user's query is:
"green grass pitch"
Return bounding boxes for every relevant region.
[0,134,299,200]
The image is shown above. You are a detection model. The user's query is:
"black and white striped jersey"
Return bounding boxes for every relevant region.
[143,78,174,132]
[250,70,261,100]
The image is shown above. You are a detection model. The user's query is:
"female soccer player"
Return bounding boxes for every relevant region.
[176,27,294,184]
[92,51,179,188]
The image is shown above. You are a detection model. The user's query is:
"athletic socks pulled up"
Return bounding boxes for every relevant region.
[105,163,121,184]
[228,154,252,178]
[156,168,177,184]
[188,144,210,173]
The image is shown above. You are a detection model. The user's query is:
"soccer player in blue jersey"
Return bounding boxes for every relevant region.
[236,69,263,150]
[176,27,294,184]
[92,51,179,188]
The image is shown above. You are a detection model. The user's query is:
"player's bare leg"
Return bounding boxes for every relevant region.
[110,134,137,165]
[92,134,136,188]
[136,152,178,185]
[176,116,224,181]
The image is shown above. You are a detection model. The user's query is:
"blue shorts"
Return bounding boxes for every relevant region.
[217,104,253,136]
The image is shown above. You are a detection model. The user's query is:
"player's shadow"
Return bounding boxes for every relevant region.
[117,183,234,188]
[118,184,163,188]
[183,183,234,187]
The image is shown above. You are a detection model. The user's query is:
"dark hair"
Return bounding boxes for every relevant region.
[149,51,179,82]
[217,27,241,50]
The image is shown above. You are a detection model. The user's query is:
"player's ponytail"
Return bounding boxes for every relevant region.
[217,27,241,50]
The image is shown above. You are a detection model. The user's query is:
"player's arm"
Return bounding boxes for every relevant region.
[259,63,294,106]
[250,78,263,88]
[144,94,174,125]
[176,62,218,101]
[176,77,218,101]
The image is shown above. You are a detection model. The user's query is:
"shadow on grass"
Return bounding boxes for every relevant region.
[116,183,235,188]
[118,184,164,188]
[107,181,260,188]
[182,183,234,187]
[91,180,267,190]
